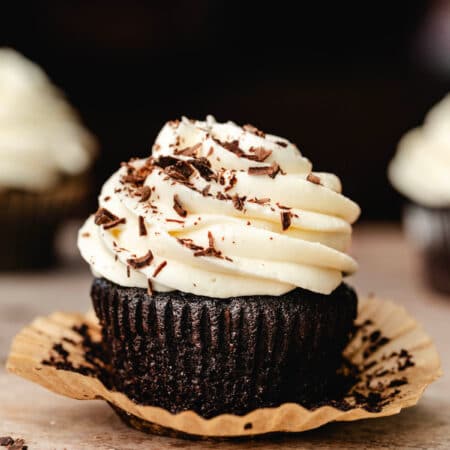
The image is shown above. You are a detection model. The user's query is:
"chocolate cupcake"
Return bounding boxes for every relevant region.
[0,48,97,270]
[389,94,450,295]
[78,116,361,418]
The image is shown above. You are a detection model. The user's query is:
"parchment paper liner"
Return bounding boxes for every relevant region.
[7,297,441,438]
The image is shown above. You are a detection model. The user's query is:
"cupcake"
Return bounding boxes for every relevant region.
[389,95,450,294]
[0,48,97,270]
[78,116,360,418]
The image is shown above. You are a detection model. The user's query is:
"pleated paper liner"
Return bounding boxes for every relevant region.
[6,296,441,438]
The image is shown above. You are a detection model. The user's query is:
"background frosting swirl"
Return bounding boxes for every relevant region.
[79,116,360,297]
[0,48,97,191]
[388,94,450,207]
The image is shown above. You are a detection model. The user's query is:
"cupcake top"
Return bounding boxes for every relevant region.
[0,48,97,192]
[388,94,450,207]
[78,116,360,298]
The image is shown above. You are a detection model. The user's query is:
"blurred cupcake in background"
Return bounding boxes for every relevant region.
[0,48,98,270]
[389,94,450,294]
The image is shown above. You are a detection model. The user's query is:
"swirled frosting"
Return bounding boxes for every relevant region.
[389,94,450,207]
[0,48,97,191]
[78,116,360,297]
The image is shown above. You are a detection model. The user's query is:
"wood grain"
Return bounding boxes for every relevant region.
[1,222,449,449]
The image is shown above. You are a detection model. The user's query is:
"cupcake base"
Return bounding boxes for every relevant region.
[404,203,450,295]
[91,278,357,418]
[0,175,89,271]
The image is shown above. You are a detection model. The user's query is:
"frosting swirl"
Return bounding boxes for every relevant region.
[389,94,450,207]
[0,48,97,191]
[78,116,360,297]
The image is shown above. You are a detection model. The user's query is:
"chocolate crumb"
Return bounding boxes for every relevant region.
[177,238,204,251]
[276,141,288,147]
[94,208,118,226]
[307,173,322,185]
[281,211,292,230]
[166,218,185,224]
[138,216,147,236]
[153,260,167,277]
[81,232,90,238]
[248,197,270,205]
[190,157,215,181]
[127,250,154,269]
[224,173,238,191]
[173,194,188,218]
[0,437,14,446]
[103,196,111,202]
[247,146,272,162]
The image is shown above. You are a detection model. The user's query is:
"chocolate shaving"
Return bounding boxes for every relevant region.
[173,194,188,217]
[102,217,126,230]
[154,155,179,168]
[248,197,270,204]
[281,211,292,230]
[138,186,152,202]
[232,193,246,211]
[201,184,211,196]
[104,196,111,202]
[215,139,245,157]
[165,160,194,181]
[243,123,265,137]
[276,141,288,147]
[193,231,227,259]
[247,146,272,162]
[127,250,154,269]
[224,173,237,191]
[177,238,204,251]
[189,157,215,181]
[174,142,202,156]
[248,162,280,178]
[166,218,185,224]
[138,216,147,236]
[307,173,322,185]
[153,260,167,277]
[94,208,118,226]
[81,232,90,238]
[0,437,14,447]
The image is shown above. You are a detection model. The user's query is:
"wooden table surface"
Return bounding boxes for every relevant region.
[1,222,449,450]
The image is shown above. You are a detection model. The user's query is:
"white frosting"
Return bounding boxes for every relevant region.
[389,94,450,207]
[78,116,360,297]
[0,48,97,191]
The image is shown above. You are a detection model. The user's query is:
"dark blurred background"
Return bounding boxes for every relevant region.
[1,1,450,220]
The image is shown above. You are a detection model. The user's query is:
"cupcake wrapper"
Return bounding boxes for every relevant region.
[6,296,441,438]
[91,279,357,417]
[0,176,89,270]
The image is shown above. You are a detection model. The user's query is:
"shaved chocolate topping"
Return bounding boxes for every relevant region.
[189,157,215,181]
[243,123,265,137]
[201,184,211,196]
[215,138,245,157]
[152,260,167,277]
[232,193,246,211]
[307,173,322,185]
[224,173,237,191]
[173,194,187,217]
[281,211,292,230]
[154,155,179,168]
[248,162,280,178]
[247,146,272,162]
[102,217,126,230]
[248,197,270,204]
[147,279,154,295]
[127,250,154,269]
[165,160,194,181]
[138,216,147,236]
[276,141,288,147]
[193,231,228,259]
[177,238,204,251]
[94,208,118,225]
[138,186,151,202]
[174,142,202,156]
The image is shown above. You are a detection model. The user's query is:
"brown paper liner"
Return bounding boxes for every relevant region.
[6,297,441,438]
